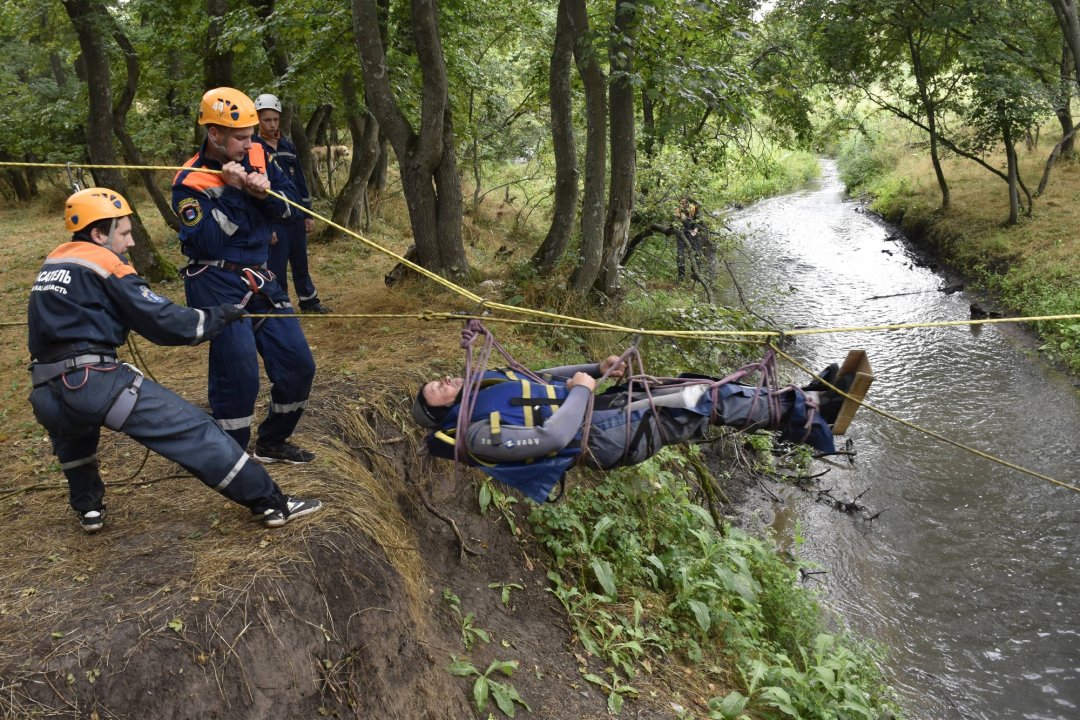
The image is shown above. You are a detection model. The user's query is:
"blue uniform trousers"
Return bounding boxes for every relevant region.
[183,265,316,450]
[585,382,834,469]
[268,221,319,304]
[29,363,288,514]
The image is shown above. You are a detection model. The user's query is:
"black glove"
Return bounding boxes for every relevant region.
[220,303,248,323]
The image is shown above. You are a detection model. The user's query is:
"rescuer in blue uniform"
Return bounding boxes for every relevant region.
[27,187,321,531]
[172,87,317,464]
[252,93,330,314]
[412,358,851,503]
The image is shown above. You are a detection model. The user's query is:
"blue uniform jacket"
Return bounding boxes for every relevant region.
[27,240,235,361]
[253,133,311,221]
[171,141,300,266]
[427,368,594,503]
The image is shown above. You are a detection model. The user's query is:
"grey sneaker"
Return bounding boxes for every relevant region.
[253,441,316,464]
[79,507,105,533]
[262,496,322,528]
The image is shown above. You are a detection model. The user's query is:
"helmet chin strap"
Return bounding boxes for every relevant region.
[208,128,230,157]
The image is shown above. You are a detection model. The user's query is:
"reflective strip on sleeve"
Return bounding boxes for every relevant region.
[193,309,206,343]
[211,208,239,236]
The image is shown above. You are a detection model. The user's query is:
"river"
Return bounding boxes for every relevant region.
[723,160,1080,720]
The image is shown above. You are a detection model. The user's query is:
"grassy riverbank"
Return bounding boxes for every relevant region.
[0,159,900,718]
[836,118,1080,374]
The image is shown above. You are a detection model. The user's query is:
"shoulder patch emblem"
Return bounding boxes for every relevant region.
[178,197,203,227]
[140,285,167,304]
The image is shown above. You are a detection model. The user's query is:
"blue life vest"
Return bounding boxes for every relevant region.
[426,370,581,503]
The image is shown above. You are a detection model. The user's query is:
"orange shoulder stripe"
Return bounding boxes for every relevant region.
[46,242,137,280]
[175,154,226,192]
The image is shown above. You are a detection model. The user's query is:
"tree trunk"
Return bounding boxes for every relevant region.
[204,0,234,88]
[1003,112,1019,225]
[566,0,606,295]
[596,0,640,295]
[0,151,33,201]
[1057,40,1076,156]
[112,26,180,232]
[326,69,382,241]
[532,0,579,273]
[63,0,170,283]
[353,0,467,275]
[642,86,655,158]
[907,28,949,210]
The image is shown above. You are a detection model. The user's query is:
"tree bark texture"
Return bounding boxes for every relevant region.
[566,0,607,295]
[532,0,579,273]
[204,0,234,88]
[326,69,382,241]
[597,0,641,295]
[63,0,170,283]
[112,25,181,232]
[906,28,949,211]
[352,0,467,275]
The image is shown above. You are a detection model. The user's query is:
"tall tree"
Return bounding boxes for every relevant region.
[352,0,468,275]
[62,0,172,282]
[531,0,579,273]
[204,0,233,88]
[596,0,642,294]
[566,0,607,294]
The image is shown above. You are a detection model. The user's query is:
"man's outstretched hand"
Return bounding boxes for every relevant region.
[599,355,626,378]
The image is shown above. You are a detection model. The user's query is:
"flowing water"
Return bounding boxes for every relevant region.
[723,160,1080,720]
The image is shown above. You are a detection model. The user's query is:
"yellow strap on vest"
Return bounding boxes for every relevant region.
[434,430,456,446]
[490,410,501,443]
[520,380,533,427]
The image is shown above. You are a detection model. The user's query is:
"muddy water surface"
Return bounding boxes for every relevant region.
[724,161,1080,720]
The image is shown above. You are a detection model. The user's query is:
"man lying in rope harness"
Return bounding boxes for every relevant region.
[411,343,855,504]
[26,187,321,532]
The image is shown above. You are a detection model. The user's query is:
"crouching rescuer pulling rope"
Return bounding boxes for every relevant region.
[411,320,871,503]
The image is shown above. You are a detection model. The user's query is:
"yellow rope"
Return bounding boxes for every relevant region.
[774,346,1080,494]
[5,160,1078,491]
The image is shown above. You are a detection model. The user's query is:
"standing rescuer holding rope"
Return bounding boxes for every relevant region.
[172,87,318,465]
[27,188,321,531]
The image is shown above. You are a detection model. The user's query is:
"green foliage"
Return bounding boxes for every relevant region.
[529,448,899,718]
[442,589,491,650]
[449,656,531,718]
[836,132,894,196]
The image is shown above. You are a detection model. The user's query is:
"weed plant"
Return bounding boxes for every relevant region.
[529,448,898,719]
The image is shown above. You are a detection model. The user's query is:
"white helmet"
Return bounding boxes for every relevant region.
[254,93,282,113]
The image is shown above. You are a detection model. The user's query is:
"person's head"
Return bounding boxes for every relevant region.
[254,93,283,136]
[411,376,464,428]
[65,187,135,256]
[198,87,259,162]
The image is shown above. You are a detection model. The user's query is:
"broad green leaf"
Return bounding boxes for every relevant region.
[687,599,711,633]
[608,689,623,715]
[491,682,516,717]
[712,691,748,717]
[473,676,489,713]
[591,558,617,598]
[449,658,477,676]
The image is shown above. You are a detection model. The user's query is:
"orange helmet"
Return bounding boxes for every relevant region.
[197,87,258,128]
[64,188,133,232]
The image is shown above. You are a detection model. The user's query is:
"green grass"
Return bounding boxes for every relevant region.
[836,116,1080,372]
